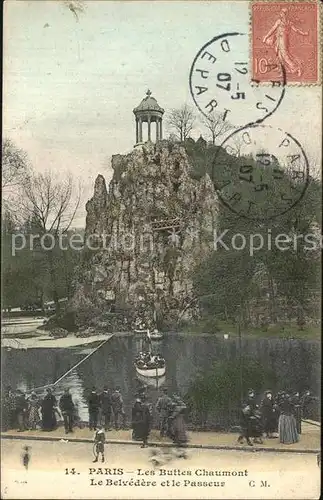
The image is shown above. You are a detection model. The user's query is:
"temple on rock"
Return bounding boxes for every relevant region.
[69,93,218,331]
[133,90,164,144]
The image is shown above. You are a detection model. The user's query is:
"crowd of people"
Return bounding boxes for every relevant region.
[237,388,315,446]
[2,387,63,433]
[2,385,128,434]
[131,388,188,453]
[135,352,165,370]
[2,383,316,451]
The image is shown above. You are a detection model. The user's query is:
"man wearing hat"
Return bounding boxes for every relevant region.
[260,390,276,438]
[237,389,258,446]
[88,387,101,431]
[16,390,28,432]
[156,388,172,438]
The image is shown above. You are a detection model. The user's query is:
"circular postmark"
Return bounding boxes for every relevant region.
[212,125,309,221]
[189,32,286,129]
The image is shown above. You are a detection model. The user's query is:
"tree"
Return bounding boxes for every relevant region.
[19,171,82,312]
[167,104,195,142]
[2,138,30,216]
[188,139,321,330]
[201,111,232,145]
[186,358,277,427]
[20,171,81,235]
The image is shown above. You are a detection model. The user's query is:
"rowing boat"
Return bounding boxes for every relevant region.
[135,364,166,378]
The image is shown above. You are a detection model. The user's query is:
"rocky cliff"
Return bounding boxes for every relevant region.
[71,140,218,330]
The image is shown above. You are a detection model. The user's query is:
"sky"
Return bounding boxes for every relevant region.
[4,0,322,226]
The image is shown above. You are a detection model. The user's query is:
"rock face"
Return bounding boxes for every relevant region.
[74,140,218,329]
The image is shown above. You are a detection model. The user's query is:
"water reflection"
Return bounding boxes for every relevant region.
[2,334,320,424]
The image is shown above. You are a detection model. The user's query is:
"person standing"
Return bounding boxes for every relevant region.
[291,391,302,434]
[168,395,188,456]
[260,391,277,438]
[156,388,172,437]
[111,387,126,430]
[93,425,105,463]
[27,392,40,430]
[237,389,258,446]
[2,386,16,431]
[88,388,101,431]
[41,388,58,431]
[131,396,151,448]
[300,389,312,419]
[59,388,75,434]
[16,390,28,432]
[22,446,31,470]
[100,387,112,431]
[278,393,299,444]
[131,398,143,441]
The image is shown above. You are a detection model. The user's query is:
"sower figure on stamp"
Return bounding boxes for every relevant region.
[59,388,75,434]
[155,388,172,438]
[262,7,309,77]
[111,387,126,430]
[100,387,112,431]
[88,387,101,431]
[93,425,105,463]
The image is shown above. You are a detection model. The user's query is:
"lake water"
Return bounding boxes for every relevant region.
[2,333,320,426]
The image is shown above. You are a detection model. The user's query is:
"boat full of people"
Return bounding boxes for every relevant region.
[150,329,163,341]
[134,352,166,378]
[133,328,163,341]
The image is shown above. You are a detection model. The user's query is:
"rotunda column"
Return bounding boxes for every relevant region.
[148,115,151,141]
[156,119,159,141]
[135,118,139,144]
[139,117,143,142]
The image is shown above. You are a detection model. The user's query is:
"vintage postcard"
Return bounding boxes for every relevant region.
[1,1,321,499]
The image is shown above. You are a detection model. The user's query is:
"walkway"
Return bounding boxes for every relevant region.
[1,421,320,454]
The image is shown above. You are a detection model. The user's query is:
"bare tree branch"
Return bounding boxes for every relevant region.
[201,111,232,145]
[2,139,32,222]
[167,104,196,142]
[19,171,82,235]
[2,138,30,189]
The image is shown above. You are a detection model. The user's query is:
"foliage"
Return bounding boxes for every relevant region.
[2,138,30,218]
[2,138,30,189]
[185,358,278,415]
[1,212,81,310]
[186,140,321,329]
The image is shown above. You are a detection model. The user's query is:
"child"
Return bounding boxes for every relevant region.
[93,425,105,463]
[22,446,31,470]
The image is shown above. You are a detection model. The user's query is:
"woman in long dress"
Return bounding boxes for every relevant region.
[262,8,309,77]
[278,394,299,444]
[169,395,188,452]
[41,388,58,431]
[261,391,277,438]
[131,397,151,448]
[28,392,41,430]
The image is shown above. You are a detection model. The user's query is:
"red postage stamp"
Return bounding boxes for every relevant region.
[251,2,319,84]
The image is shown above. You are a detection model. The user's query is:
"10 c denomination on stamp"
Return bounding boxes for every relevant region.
[251,1,320,84]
